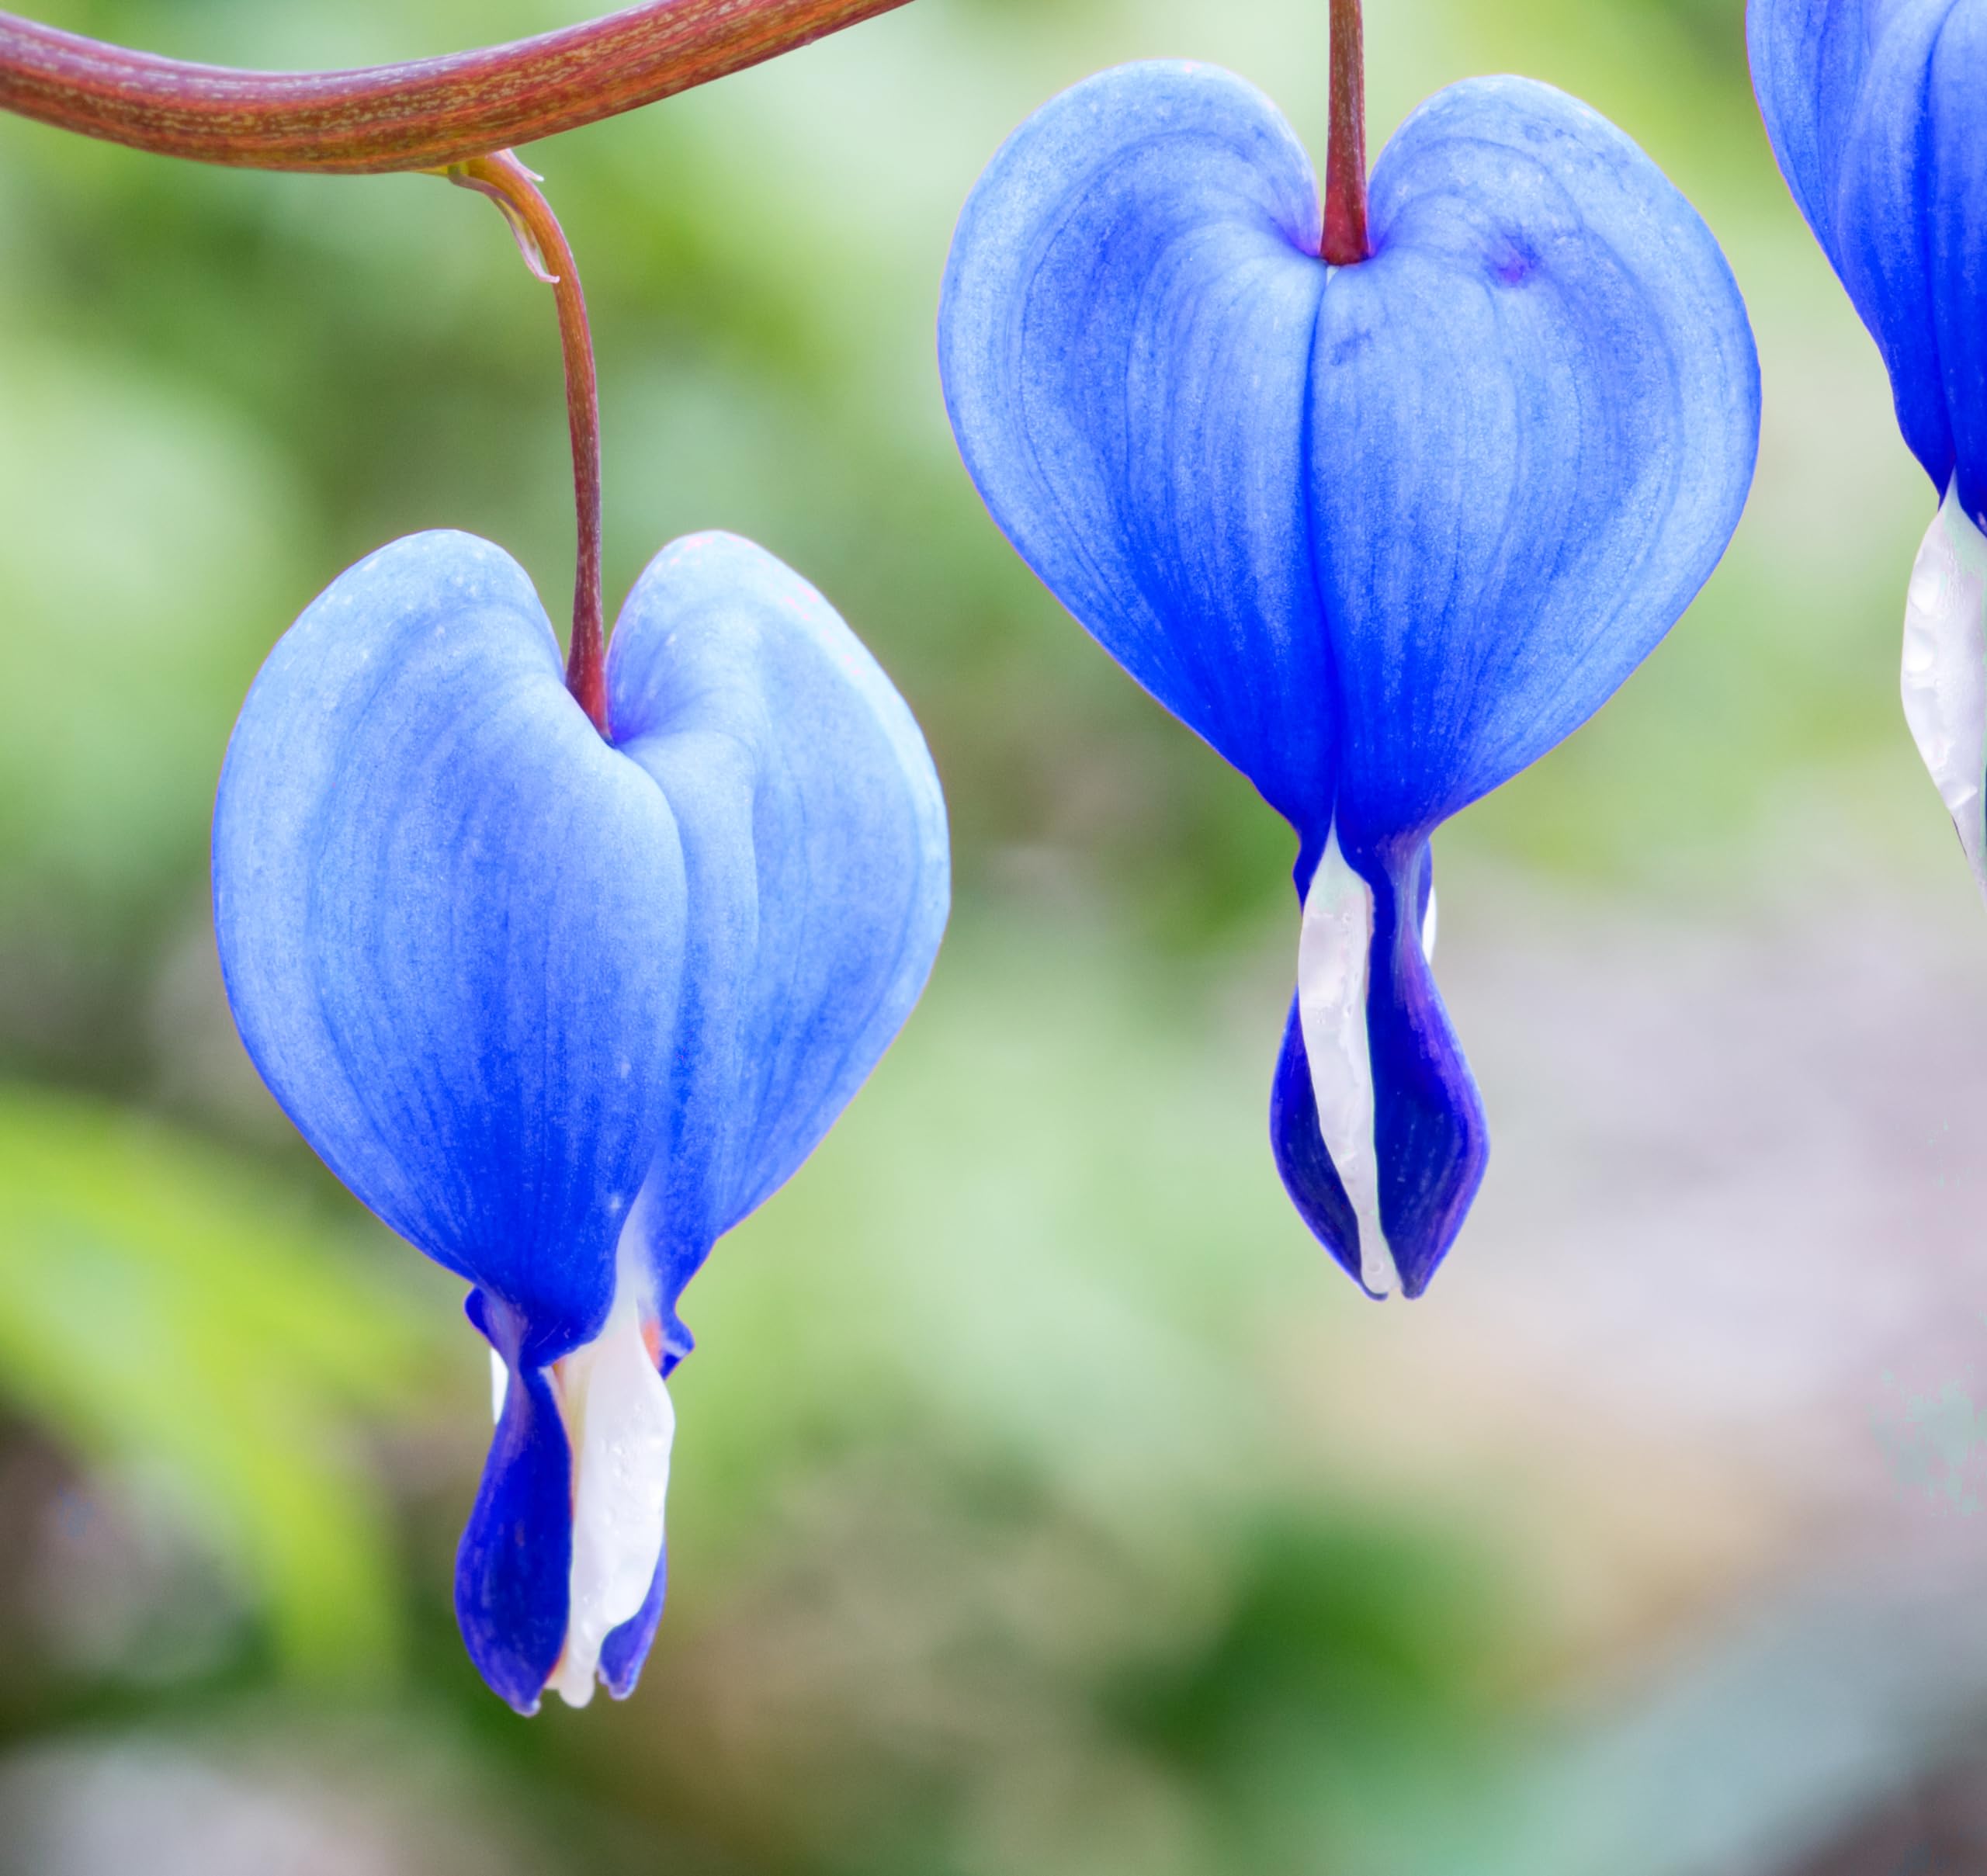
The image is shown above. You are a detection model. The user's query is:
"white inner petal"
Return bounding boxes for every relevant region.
[1421,883,1439,964]
[490,1348,508,1425]
[1296,825,1400,1299]
[543,1250,675,1710]
[1902,480,1987,897]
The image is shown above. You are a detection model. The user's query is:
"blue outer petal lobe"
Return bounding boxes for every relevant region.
[581,532,949,1699]
[457,1293,571,1716]
[1750,0,1987,516]
[213,531,687,1361]
[599,1549,668,1701]
[1320,77,1760,840]
[939,62,1335,826]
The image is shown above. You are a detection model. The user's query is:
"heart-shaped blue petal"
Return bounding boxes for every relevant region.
[940,61,1757,1294]
[214,529,947,1708]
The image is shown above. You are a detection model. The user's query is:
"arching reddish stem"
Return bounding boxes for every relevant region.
[0,0,912,175]
[446,154,608,734]
[1323,0,1369,265]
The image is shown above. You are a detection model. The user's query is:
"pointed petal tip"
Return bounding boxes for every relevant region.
[550,1281,674,1704]
[598,1547,669,1701]
[454,1359,572,1715]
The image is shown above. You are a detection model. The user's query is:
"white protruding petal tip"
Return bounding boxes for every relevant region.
[541,1248,674,1708]
[1902,483,1987,899]
[1297,827,1403,1299]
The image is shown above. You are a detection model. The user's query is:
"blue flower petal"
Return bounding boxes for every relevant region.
[456,1292,572,1717]
[1361,848,1485,1296]
[1920,4,1987,526]
[941,60,1755,1293]
[938,61,1335,827]
[567,533,947,1701]
[1267,1001,1358,1278]
[1319,77,1760,842]
[1745,0,1888,270]
[1749,0,1985,511]
[606,531,951,1342]
[213,531,687,1359]
[598,1548,668,1701]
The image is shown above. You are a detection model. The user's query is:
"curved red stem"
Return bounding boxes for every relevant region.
[446,154,608,735]
[0,0,913,174]
[1323,0,1369,265]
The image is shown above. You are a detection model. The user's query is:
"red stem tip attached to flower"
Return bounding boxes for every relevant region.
[1323,0,1370,266]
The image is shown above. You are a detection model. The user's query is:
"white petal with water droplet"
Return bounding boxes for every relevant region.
[1902,482,1987,896]
[543,1247,674,1710]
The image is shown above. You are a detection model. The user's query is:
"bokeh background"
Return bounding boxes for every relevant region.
[0,0,1984,1869]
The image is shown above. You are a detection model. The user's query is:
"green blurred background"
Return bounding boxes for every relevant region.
[0,2,1985,1871]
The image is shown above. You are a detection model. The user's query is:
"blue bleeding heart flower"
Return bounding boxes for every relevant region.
[213,529,948,1711]
[1750,0,1987,895]
[938,61,1759,1298]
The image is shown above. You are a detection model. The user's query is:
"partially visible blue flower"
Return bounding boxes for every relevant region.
[213,529,948,1711]
[1751,0,1987,890]
[938,62,1758,1298]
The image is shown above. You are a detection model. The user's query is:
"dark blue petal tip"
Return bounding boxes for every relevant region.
[456,1354,572,1716]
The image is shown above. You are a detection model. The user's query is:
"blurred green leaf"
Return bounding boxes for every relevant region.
[0,1084,435,1684]
[0,333,310,927]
